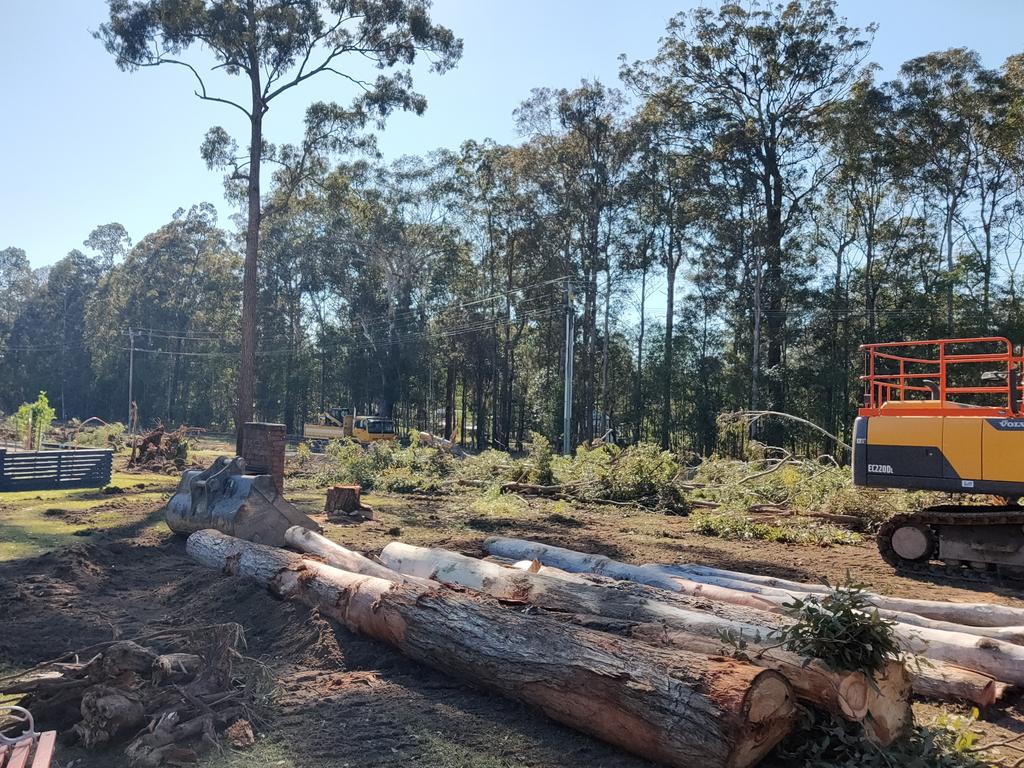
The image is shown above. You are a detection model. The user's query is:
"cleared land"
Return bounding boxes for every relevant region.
[2,454,1023,766]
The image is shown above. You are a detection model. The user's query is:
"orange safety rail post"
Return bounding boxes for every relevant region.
[859,337,1021,417]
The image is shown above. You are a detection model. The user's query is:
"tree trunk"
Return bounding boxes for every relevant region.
[662,240,676,451]
[188,530,797,768]
[635,264,647,443]
[909,661,1010,707]
[655,563,1024,628]
[236,37,263,455]
[380,542,910,743]
[484,538,1024,685]
[284,526,428,585]
[493,553,1005,708]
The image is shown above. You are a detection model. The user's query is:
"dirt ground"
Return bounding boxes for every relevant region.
[3,464,1024,767]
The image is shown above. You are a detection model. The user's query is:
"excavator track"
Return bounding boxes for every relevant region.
[878,505,1024,581]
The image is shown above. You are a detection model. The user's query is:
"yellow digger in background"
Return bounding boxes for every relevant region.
[303,407,397,448]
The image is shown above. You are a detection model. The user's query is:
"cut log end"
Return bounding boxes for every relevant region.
[745,670,793,724]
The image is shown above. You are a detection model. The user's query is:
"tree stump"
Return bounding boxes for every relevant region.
[325,485,373,520]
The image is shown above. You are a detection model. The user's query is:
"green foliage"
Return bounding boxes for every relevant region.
[318,439,453,492]
[379,466,443,494]
[457,449,524,485]
[318,439,377,489]
[294,441,312,467]
[778,710,993,768]
[468,485,529,518]
[74,421,126,449]
[691,511,861,546]
[775,579,901,675]
[552,442,681,502]
[606,442,678,501]
[690,456,922,531]
[14,392,56,450]
[528,431,554,485]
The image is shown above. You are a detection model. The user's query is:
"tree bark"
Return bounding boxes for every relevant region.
[662,229,676,451]
[485,538,1024,685]
[236,6,263,455]
[188,530,797,768]
[380,542,910,743]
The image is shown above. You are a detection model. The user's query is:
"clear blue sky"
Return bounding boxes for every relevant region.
[2,0,1023,268]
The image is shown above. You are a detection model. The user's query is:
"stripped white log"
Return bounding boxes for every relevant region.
[655,563,1024,628]
[484,537,1024,685]
[284,526,435,587]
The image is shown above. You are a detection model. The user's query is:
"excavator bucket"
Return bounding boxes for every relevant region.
[165,456,319,546]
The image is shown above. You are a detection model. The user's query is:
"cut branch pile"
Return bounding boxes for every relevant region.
[0,624,248,767]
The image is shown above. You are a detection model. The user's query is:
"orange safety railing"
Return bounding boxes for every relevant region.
[859,337,1023,417]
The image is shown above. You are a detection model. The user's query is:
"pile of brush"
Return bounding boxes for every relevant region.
[0,623,253,767]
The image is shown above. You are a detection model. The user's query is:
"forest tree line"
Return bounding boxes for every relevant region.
[2,0,1024,456]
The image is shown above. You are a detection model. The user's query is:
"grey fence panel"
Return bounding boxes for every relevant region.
[0,449,113,491]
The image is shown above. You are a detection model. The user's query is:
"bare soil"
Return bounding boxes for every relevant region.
[3,475,1024,766]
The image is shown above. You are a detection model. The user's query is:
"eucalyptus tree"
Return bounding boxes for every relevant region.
[515,80,630,443]
[626,0,873,435]
[85,205,240,426]
[97,0,462,450]
[890,49,993,331]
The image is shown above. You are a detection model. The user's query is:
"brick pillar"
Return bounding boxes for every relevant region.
[242,422,286,494]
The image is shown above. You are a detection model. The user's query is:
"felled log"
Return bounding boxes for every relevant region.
[506,559,1011,709]
[417,431,466,458]
[655,562,1024,628]
[283,526,433,587]
[379,542,910,743]
[484,537,1024,686]
[188,529,797,768]
[908,662,1010,707]
[630,624,909,746]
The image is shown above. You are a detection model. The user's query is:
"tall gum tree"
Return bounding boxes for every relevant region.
[624,0,872,443]
[96,0,461,451]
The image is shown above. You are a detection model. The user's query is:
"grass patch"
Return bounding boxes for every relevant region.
[691,510,861,546]
[0,472,176,561]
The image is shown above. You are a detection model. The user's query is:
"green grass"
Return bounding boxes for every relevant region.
[0,472,177,561]
[198,740,301,768]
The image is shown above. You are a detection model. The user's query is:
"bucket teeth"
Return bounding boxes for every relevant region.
[164,456,319,546]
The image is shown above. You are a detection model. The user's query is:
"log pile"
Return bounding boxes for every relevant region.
[181,528,1024,766]
[0,624,247,767]
[188,529,797,768]
[483,537,1022,704]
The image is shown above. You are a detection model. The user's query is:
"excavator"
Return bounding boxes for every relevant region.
[853,337,1024,577]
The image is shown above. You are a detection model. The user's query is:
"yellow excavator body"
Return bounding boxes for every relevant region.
[854,337,1024,575]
